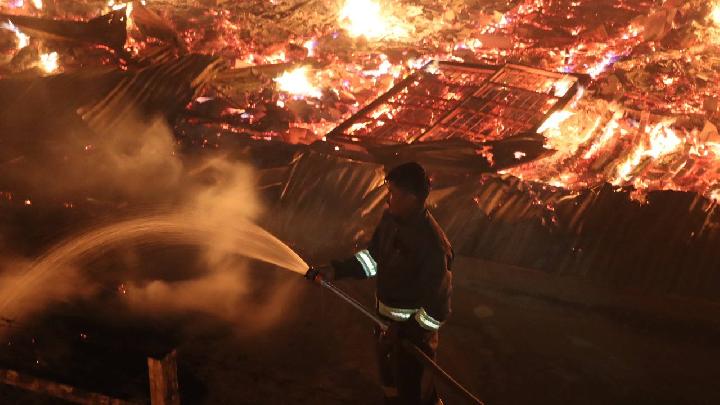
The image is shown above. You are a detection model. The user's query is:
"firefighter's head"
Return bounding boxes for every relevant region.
[385,162,430,218]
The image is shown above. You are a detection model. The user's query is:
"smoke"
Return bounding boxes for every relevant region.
[0,113,303,336]
[120,156,303,334]
[0,258,99,324]
[124,268,249,318]
[85,117,185,199]
[0,114,184,202]
[121,257,300,334]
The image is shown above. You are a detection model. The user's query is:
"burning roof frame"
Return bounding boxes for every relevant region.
[326,61,586,148]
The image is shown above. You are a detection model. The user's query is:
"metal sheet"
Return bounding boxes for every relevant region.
[269,150,387,258]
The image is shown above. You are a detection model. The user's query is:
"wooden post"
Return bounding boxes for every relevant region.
[147,350,180,405]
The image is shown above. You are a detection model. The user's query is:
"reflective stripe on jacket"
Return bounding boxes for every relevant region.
[332,209,453,329]
[377,300,444,331]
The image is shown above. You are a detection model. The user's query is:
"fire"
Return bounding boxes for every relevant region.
[613,122,683,184]
[338,0,409,40]
[645,124,682,159]
[711,190,720,204]
[583,113,620,160]
[2,21,30,49]
[587,52,616,79]
[303,38,317,57]
[263,49,287,64]
[537,110,574,134]
[712,4,720,25]
[1,0,716,201]
[39,52,59,73]
[108,0,135,29]
[363,55,393,77]
[553,76,575,98]
[274,66,322,98]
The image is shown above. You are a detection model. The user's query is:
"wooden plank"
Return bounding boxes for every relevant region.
[0,368,134,405]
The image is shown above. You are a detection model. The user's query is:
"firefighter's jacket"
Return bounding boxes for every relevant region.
[332,208,453,331]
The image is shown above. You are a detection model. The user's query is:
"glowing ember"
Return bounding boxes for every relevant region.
[2,21,29,49]
[274,66,322,98]
[39,52,59,74]
[338,0,409,40]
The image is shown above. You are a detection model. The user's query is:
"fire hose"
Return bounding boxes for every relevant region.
[306,268,484,405]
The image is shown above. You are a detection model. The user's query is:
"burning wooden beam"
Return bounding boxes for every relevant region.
[0,9,127,51]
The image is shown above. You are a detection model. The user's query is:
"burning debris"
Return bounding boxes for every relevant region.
[2,0,720,270]
[5,0,718,198]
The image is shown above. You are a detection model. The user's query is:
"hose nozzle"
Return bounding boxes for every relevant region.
[305,266,320,282]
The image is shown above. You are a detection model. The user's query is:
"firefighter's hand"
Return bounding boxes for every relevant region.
[305,265,335,283]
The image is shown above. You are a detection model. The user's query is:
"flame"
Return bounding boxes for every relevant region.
[583,112,621,160]
[303,38,317,57]
[338,0,409,40]
[263,49,287,64]
[31,0,41,9]
[369,103,396,119]
[363,55,393,77]
[108,0,135,30]
[613,123,682,184]
[274,66,322,98]
[712,3,720,25]
[553,75,575,97]
[645,124,682,159]
[537,110,574,134]
[39,52,59,73]
[541,110,601,159]
[711,189,720,203]
[2,21,29,49]
[587,52,616,79]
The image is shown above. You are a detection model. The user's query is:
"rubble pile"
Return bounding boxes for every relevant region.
[3,0,720,297]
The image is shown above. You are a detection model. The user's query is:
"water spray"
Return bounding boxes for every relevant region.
[305,267,484,405]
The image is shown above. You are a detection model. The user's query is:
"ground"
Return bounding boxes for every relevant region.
[4,254,720,404]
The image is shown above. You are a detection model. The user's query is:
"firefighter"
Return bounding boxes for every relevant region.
[311,162,453,405]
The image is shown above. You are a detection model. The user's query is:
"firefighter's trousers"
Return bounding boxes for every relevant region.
[375,319,440,405]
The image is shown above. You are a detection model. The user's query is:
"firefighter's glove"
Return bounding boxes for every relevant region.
[305,265,335,283]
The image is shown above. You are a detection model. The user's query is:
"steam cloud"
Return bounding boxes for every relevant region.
[0,114,302,336]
